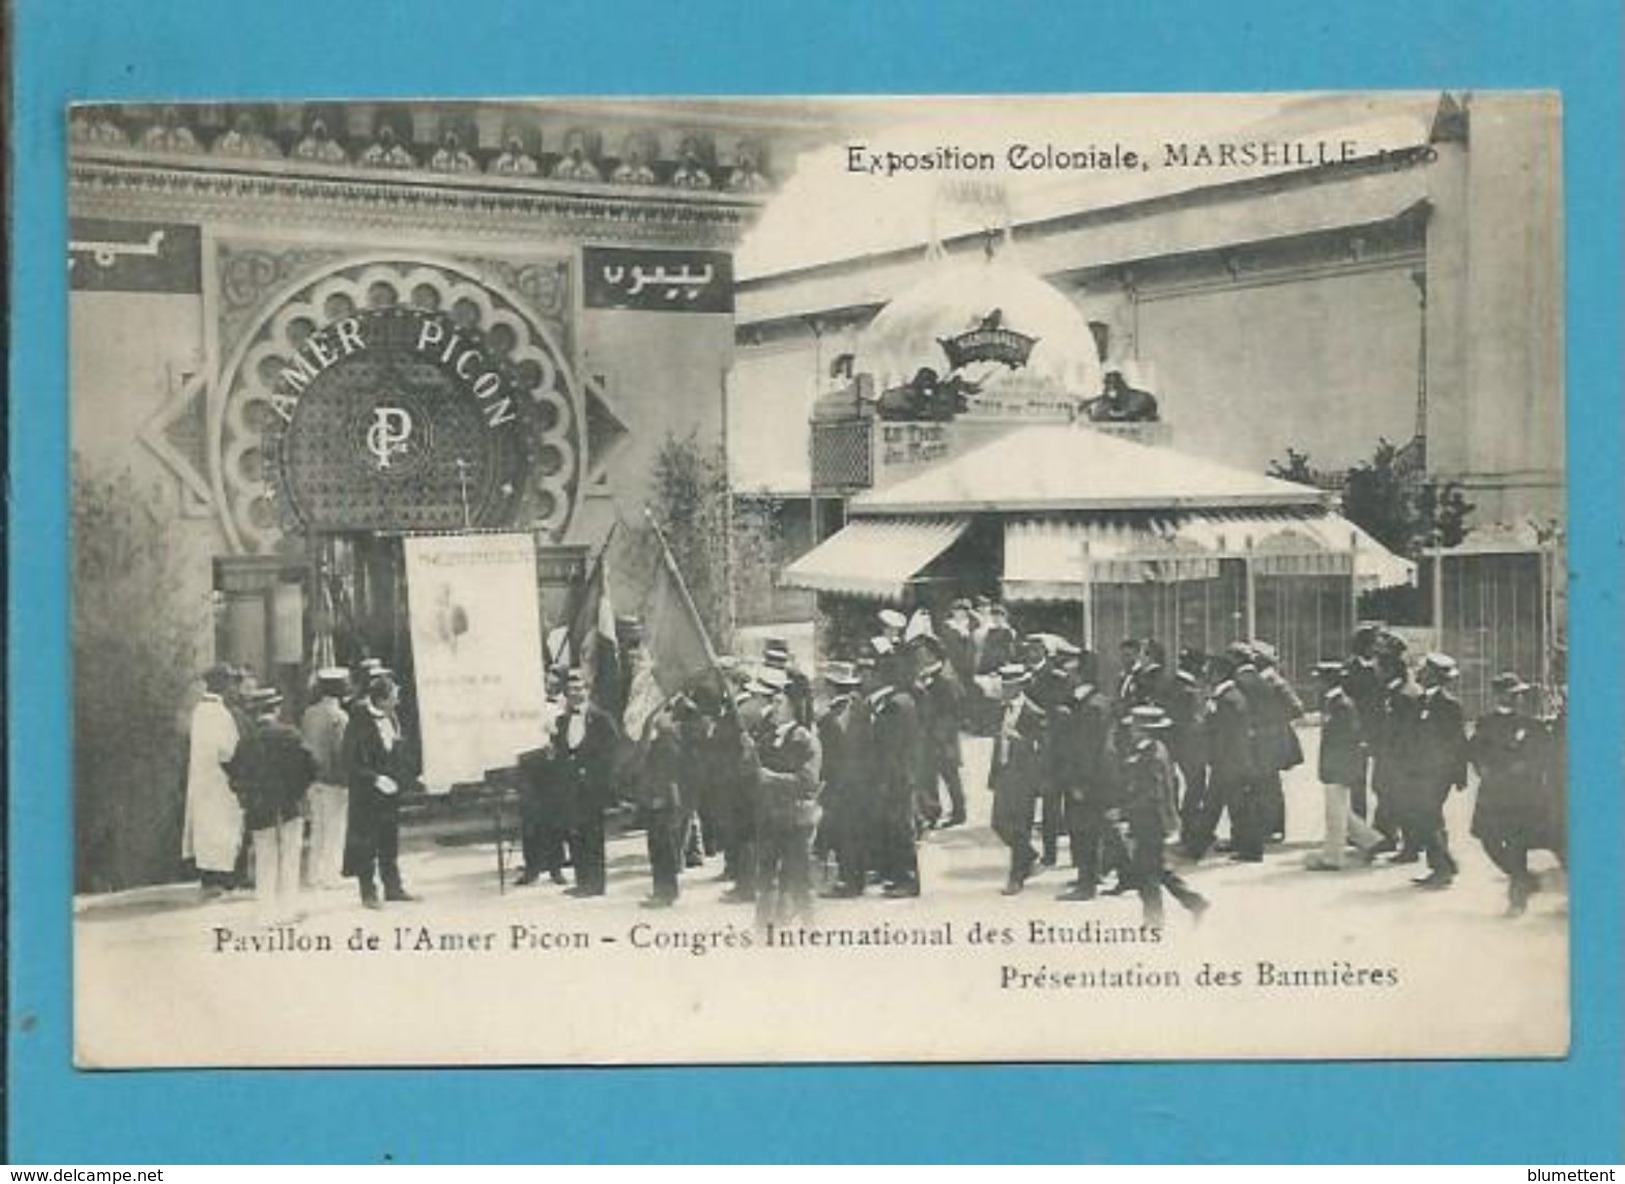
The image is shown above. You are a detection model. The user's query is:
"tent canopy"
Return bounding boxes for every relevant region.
[850,422,1329,515]
[780,516,970,601]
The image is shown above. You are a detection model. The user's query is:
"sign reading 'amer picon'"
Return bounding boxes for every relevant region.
[262,306,545,534]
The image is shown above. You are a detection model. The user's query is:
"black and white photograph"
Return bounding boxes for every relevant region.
[69,91,1567,1066]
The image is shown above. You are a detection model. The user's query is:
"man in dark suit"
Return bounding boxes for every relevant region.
[637,697,694,908]
[1410,653,1469,889]
[867,640,923,897]
[913,636,967,829]
[1186,651,1258,861]
[1055,655,1117,900]
[1468,672,1554,915]
[940,598,979,693]
[751,670,823,925]
[555,669,622,898]
[989,664,1048,894]
[816,660,873,896]
[342,674,419,909]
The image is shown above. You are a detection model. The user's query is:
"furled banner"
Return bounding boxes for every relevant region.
[403,533,549,791]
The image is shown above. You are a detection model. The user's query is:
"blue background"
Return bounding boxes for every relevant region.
[10,0,1622,1163]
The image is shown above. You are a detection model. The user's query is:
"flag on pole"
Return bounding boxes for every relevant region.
[565,545,625,721]
[624,523,722,741]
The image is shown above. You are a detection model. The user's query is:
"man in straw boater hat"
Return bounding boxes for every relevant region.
[343,671,421,909]
[183,662,245,899]
[1306,661,1384,871]
[1468,671,1558,915]
[748,666,824,925]
[989,662,1048,895]
[1408,652,1470,889]
[300,666,352,889]
[1113,704,1209,928]
[228,688,316,923]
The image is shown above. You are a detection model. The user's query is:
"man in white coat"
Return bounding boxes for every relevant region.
[182,663,243,898]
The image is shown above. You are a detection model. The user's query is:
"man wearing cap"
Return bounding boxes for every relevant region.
[1023,635,1073,867]
[1468,673,1553,914]
[1342,624,1386,822]
[989,664,1047,894]
[1307,662,1383,870]
[343,675,419,909]
[1367,645,1418,858]
[1239,641,1304,844]
[913,636,967,830]
[1055,653,1117,901]
[515,665,572,886]
[300,667,352,889]
[1169,647,1210,839]
[941,599,979,694]
[636,697,695,908]
[555,669,622,898]
[183,663,245,899]
[1113,705,1208,927]
[1187,651,1259,861]
[877,609,908,649]
[763,638,813,729]
[1408,654,1469,888]
[228,689,317,922]
[816,660,874,896]
[867,642,924,897]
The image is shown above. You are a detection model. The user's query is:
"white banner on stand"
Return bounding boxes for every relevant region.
[403,533,548,791]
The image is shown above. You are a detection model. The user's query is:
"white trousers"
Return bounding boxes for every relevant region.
[1316,782,1382,867]
[306,783,349,887]
[252,817,305,921]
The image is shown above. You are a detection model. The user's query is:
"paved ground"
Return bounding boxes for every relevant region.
[74,727,1569,1066]
[78,730,1567,936]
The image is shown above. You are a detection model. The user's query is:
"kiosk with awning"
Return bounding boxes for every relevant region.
[784,421,1415,689]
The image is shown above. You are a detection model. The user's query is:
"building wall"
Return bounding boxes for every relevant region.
[1132,263,1422,474]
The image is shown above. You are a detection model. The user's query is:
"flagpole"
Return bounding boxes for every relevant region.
[643,506,720,667]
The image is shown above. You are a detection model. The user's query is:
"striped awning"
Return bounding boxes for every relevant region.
[1003,511,1415,601]
[780,517,971,601]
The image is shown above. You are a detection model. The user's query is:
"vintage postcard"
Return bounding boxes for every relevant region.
[70,91,1567,1066]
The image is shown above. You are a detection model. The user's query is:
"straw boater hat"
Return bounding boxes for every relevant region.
[762,637,791,669]
[752,666,790,696]
[878,608,908,631]
[823,660,862,689]
[1313,660,1346,680]
[1127,704,1173,730]
[998,662,1030,686]
[316,665,350,691]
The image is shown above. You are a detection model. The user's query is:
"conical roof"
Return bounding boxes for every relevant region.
[850,421,1329,515]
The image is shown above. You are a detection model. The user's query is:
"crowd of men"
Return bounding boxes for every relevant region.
[183,604,1567,927]
[508,602,1566,926]
[182,659,421,920]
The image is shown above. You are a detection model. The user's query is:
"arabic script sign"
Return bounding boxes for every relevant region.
[582,246,734,314]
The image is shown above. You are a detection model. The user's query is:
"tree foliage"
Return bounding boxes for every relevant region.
[73,458,206,891]
[1270,438,1475,558]
[641,430,734,651]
